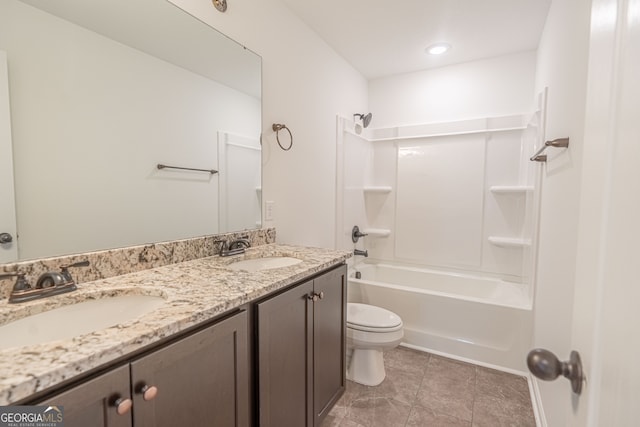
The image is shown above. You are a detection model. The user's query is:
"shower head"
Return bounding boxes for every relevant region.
[354,113,373,128]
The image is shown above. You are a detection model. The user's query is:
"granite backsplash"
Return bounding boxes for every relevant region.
[0,228,276,298]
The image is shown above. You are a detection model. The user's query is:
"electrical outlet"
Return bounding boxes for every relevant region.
[265,201,275,221]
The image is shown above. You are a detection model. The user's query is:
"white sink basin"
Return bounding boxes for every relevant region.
[0,294,165,350]
[226,256,303,272]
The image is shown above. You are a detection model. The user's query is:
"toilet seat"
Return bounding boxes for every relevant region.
[347,303,403,332]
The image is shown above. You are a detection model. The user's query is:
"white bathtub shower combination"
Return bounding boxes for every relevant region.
[348,262,533,371]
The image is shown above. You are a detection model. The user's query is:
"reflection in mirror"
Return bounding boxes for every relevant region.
[0,0,262,263]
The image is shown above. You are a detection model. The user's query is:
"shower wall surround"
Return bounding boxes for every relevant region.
[0,228,275,298]
[337,115,537,282]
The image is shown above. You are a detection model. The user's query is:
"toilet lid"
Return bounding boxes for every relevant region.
[347,303,403,331]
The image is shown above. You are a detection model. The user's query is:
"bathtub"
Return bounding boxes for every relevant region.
[348,262,533,372]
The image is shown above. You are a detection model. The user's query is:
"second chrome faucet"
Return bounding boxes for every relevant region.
[215,237,251,257]
[0,260,90,303]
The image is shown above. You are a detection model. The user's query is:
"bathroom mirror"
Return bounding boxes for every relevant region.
[0,0,262,262]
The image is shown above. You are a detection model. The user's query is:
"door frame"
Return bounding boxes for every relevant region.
[0,50,18,263]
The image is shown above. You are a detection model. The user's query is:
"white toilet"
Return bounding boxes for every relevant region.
[346,302,404,386]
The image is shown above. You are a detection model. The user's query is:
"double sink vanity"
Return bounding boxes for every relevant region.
[0,243,351,427]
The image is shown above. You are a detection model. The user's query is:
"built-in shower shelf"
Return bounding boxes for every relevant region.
[363,186,392,194]
[488,236,531,248]
[490,186,533,194]
[362,228,391,238]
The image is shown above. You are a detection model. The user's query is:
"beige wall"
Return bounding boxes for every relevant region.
[369,51,537,127]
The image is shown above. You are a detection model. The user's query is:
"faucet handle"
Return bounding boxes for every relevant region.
[0,272,32,291]
[352,226,368,243]
[59,260,90,283]
[214,239,228,250]
[62,260,91,269]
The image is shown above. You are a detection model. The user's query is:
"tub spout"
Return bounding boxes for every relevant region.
[354,249,368,257]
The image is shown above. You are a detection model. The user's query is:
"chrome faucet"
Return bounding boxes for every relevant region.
[354,249,368,257]
[229,238,251,251]
[214,237,251,257]
[0,260,90,303]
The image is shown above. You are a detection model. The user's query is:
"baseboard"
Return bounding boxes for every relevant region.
[399,342,529,377]
[527,375,547,427]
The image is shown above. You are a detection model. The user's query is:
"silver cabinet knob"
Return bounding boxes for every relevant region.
[113,397,133,415]
[0,233,13,244]
[527,349,585,395]
[307,292,324,302]
[140,384,159,401]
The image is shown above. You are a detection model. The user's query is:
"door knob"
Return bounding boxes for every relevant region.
[0,233,12,244]
[527,348,585,395]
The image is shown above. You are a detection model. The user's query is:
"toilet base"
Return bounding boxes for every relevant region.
[346,348,386,386]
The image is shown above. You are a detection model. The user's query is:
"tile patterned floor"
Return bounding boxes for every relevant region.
[322,347,536,427]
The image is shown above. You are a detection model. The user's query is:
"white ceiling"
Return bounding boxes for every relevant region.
[280,0,552,80]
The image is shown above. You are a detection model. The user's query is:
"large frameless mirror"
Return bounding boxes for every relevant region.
[0,0,262,263]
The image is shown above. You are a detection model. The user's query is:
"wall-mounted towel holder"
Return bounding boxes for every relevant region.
[272,123,293,151]
[530,138,570,162]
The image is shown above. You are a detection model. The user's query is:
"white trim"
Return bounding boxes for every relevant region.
[225,141,261,151]
[399,342,529,377]
[528,375,547,427]
[0,51,18,263]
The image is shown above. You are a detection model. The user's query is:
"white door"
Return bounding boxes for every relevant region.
[0,51,18,263]
[568,0,640,424]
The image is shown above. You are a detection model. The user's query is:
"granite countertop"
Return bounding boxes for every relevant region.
[0,244,351,404]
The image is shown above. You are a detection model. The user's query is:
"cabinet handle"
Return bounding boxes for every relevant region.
[307,292,324,302]
[114,397,133,415]
[140,384,159,401]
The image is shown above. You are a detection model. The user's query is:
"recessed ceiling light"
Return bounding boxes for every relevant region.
[426,43,451,55]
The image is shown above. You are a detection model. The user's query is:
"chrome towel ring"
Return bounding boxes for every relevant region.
[272,123,293,151]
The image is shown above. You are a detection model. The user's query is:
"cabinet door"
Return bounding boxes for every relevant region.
[130,310,249,427]
[38,364,132,427]
[257,280,314,427]
[313,265,347,426]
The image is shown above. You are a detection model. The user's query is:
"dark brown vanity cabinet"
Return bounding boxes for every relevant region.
[256,265,347,427]
[38,310,249,427]
[38,364,132,427]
